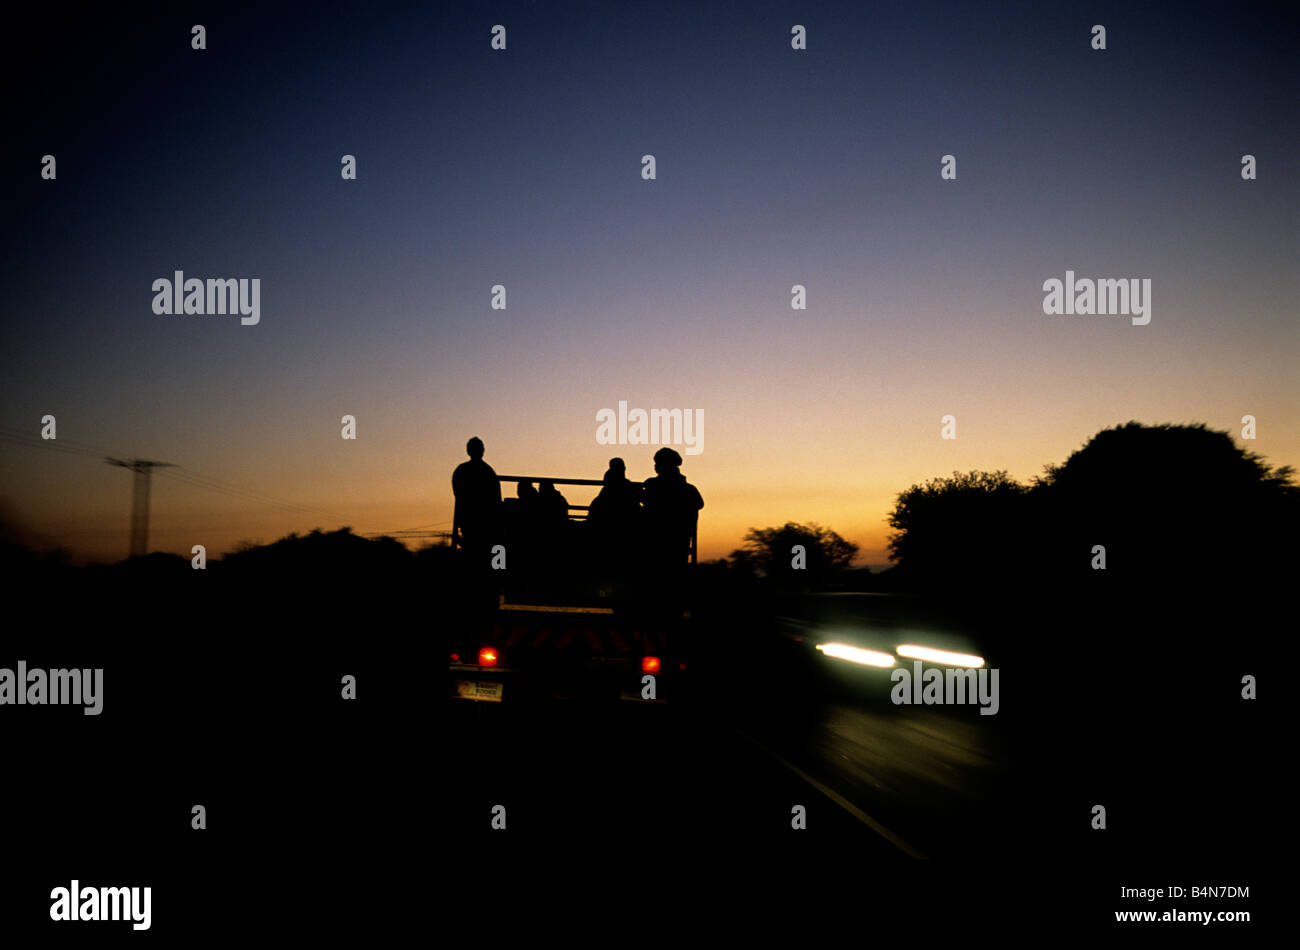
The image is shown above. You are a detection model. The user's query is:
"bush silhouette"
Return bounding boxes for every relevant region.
[885,422,1298,599]
[727,522,859,591]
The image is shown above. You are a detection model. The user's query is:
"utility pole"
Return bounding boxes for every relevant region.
[105,458,175,558]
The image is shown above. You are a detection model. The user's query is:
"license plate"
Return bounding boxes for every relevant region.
[454,679,503,702]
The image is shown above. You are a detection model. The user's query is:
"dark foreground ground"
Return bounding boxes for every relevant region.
[0,562,1279,939]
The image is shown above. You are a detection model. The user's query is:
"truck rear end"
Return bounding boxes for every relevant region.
[447,471,696,704]
[448,604,688,704]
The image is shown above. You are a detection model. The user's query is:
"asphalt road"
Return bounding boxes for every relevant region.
[436,588,1271,927]
[3,576,1269,935]
[443,606,1010,866]
[438,621,1034,924]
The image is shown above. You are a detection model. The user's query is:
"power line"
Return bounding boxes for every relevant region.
[3,424,457,542]
[155,468,341,518]
[0,426,118,457]
[2,425,354,522]
[374,520,453,532]
[0,430,108,460]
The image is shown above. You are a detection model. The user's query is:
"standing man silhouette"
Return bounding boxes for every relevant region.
[452,436,502,569]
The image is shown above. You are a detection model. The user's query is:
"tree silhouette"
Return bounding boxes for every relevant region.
[886,470,1028,587]
[884,422,1299,594]
[1031,421,1298,584]
[728,522,859,588]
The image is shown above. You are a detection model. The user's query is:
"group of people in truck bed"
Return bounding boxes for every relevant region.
[451,437,703,577]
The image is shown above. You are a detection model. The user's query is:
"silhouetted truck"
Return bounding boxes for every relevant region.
[447,473,694,703]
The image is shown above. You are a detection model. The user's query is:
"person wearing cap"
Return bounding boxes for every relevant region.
[641,447,703,569]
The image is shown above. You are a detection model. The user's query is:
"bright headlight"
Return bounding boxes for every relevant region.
[896,644,984,668]
[815,643,897,668]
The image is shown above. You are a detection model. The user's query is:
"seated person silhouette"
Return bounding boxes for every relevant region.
[534,479,572,569]
[515,479,540,523]
[505,480,542,574]
[589,458,641,522]
[537,479,569,526]
[588,457,643,573]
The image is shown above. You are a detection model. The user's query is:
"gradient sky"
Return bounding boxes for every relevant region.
[3,0,1297,566]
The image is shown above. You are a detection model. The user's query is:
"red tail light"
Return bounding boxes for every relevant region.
[450,653,460,663]
[479,647,499,667]
[641,656,661,673]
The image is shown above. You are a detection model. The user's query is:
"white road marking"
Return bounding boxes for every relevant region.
[736,729,929,860]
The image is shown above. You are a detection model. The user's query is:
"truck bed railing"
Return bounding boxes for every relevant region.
[455,473,697,564]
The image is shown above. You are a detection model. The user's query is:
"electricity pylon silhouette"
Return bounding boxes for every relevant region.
[105,458,175,558]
